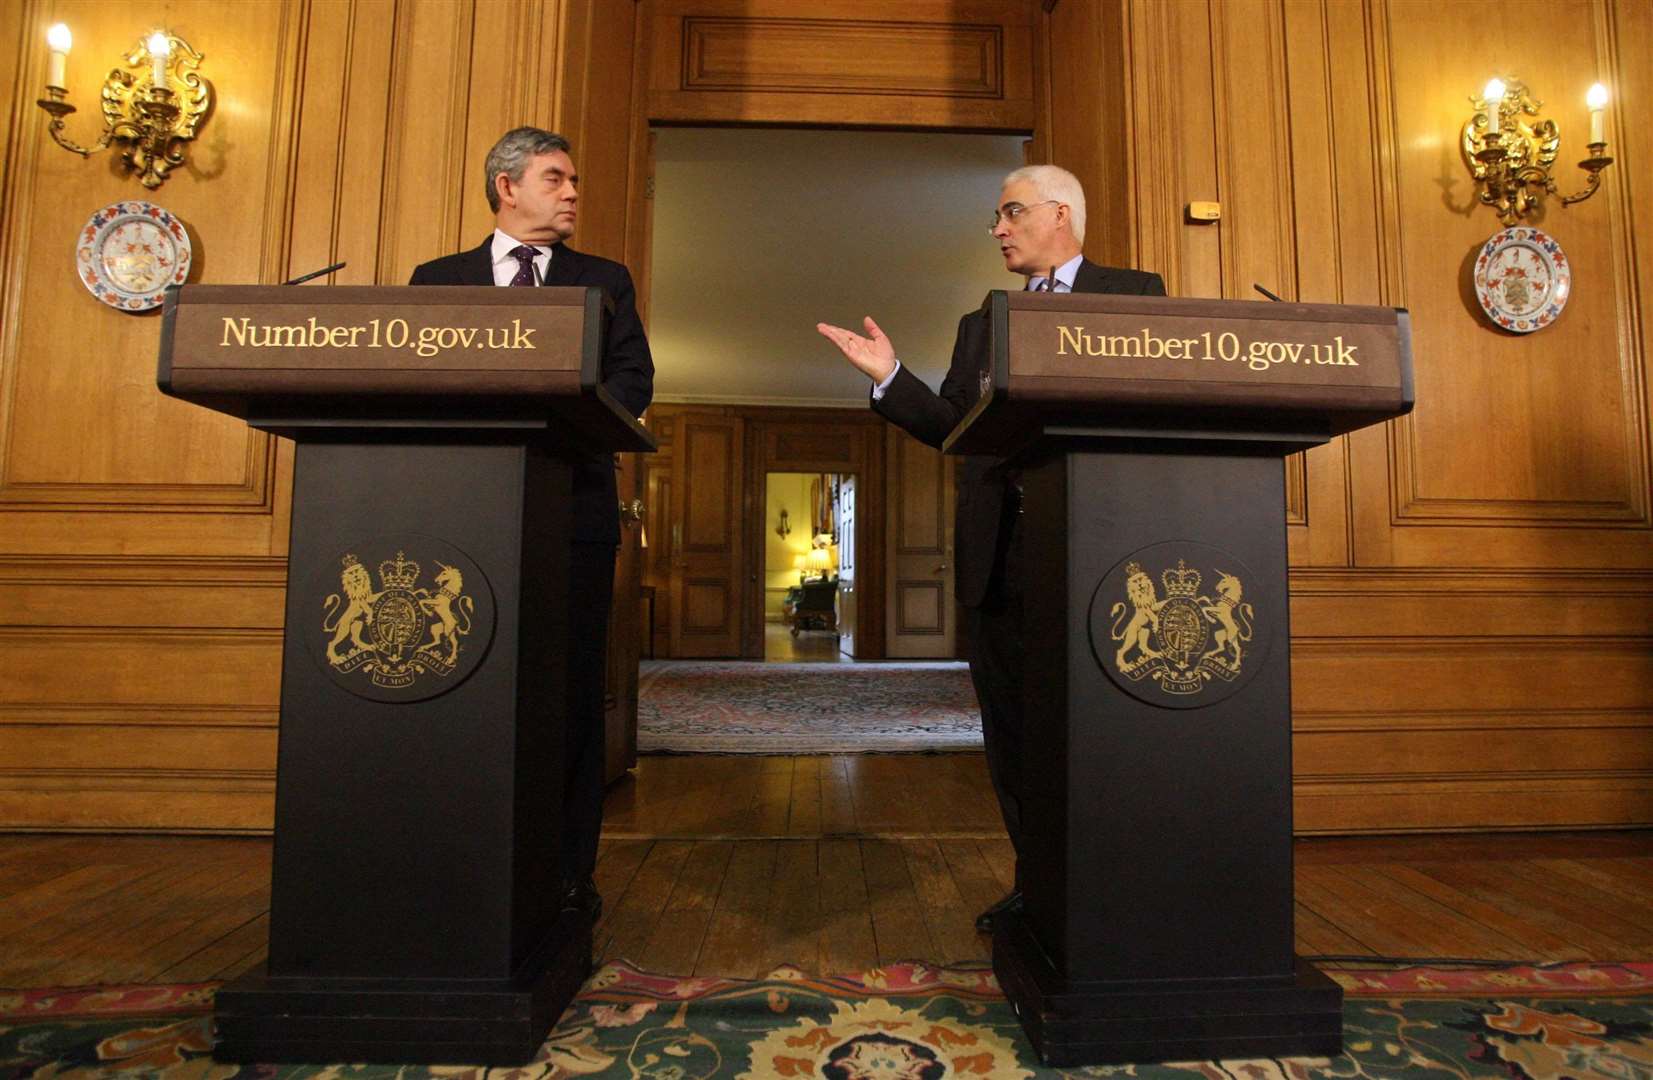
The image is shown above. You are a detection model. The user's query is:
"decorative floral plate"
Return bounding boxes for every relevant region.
[76,201,191,312]
[1473,225,1570,333]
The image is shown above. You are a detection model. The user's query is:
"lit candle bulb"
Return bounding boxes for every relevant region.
[45,23,70,91]
[1484,78,1506,137]
[1586,83,1608,145]
[147,31,170,89]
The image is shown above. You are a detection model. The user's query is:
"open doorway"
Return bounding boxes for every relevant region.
[763,471,851,662]
[645,128,1024,660]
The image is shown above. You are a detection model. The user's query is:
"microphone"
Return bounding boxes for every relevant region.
[1253,282,1285,302]
[284,261,346,286]
[1043,266,1058,292]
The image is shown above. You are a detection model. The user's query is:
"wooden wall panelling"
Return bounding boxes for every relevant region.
[0,0,19,158]
[1277,0,1362,567]
[646,0,1036,131]
[378,0,476,283]
[1,1,300,526]
[0,555,286,830]
[1346,0,1651,569]
[550,0,641,265]
[1039,0,1133,267]
[1114,0,1652,832]
[0,0,312,831]
[1126,0,1216,300]
[1289,568,1653,831]
[1114,0,1332,562]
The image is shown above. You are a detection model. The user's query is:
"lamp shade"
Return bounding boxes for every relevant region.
[806,548,833,572]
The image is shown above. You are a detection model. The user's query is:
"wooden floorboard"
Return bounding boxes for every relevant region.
[818,838,878,975]
[694,839,779,978]
[1,754,1650,987]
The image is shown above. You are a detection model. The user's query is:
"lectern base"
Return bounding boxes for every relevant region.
[994,913,1343,1066]
[213,915,593,1066]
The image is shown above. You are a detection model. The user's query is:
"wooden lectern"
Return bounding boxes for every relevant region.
[946,292,1413,1066]
[157,285,653,1065]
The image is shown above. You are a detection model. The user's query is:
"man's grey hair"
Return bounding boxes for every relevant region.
[484,127,571,213]
[1003,164,1086,245]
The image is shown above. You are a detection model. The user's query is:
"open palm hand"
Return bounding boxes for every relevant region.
[816,316,897,383]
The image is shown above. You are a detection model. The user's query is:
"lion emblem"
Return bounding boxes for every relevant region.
[1109,563,1164,672]
[322,555,379,665]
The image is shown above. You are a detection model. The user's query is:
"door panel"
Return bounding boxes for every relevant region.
[885,427,957,658]
[669,414,745,656]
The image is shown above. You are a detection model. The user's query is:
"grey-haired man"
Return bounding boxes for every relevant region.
[819,165,1164,932]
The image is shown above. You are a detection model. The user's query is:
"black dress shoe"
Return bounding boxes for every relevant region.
[975,889,1023,933]
[560,878,602,921]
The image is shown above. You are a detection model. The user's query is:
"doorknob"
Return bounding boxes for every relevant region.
[935,563,948,572]
[618,498,645,525]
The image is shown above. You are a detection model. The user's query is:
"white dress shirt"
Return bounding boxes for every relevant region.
[872,254,1083,399]
[490,228,552,287]
[1026,252,1082,294]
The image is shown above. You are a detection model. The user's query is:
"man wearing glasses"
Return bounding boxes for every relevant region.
[817,165,1165,932]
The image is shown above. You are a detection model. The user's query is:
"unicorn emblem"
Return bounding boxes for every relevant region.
[417,562,475,666]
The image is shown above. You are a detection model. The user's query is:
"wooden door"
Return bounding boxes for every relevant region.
[885,427,957,658]
[669,414,745,657]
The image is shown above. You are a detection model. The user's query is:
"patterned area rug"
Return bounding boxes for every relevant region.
[637,660,983,753]
[5,962,1652,1078]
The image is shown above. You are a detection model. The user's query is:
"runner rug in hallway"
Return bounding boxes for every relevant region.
[637,660,982,753]
[6,961,1652,1077]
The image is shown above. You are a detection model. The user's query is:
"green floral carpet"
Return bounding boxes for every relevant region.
[3,961,1651,1078]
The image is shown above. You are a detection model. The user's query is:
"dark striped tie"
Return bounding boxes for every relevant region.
[508,245,538,286]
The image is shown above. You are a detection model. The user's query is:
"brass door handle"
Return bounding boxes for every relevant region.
[619,498,645,525]
[935,563,948,573]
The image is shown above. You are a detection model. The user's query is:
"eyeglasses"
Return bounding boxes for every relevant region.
[988,200,1059,232]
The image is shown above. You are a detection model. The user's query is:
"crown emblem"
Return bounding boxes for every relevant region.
[341,553,361,570]
[379,550,421,589]
[1162,559,1201,597]
[1125,561,1144,578]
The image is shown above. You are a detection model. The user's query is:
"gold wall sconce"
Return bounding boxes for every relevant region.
[776,508,792,538]
[36,24,212,190]
[1463,77,1612,225]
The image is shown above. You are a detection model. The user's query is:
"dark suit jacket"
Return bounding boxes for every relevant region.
[874,258,1166,607]
[409,238,654,546]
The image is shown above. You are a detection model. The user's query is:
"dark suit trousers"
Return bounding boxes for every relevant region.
[562,541,615,887]
[962,496,1026,878]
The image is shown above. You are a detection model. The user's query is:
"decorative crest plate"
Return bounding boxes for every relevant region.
[76,201,191,312]
[1473,226,1569,333]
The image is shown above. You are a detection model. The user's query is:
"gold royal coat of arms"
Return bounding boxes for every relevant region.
[322,550,476,689]
[1108,559,1255,697]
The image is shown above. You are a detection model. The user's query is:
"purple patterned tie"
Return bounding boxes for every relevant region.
[507,244,538,286]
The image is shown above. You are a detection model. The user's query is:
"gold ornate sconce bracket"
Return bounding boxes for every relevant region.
[36,30,211,190]
[1461,78,1612,226]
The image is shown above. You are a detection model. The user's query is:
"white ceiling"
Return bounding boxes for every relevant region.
[649,128,1027,407]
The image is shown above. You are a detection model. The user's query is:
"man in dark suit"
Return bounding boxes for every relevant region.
[818,164,1164,931]
[411,127,653,920]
